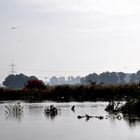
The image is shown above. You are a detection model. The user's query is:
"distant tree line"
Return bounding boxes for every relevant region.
[81,70,140,84]
[2,70,140,89]
[3,73,38,89]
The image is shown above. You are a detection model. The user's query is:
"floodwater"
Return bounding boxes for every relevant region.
[0,101,140,140]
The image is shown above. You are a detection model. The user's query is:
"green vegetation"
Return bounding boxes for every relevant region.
[0,83,140,102]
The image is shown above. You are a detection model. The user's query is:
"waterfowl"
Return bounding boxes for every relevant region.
[77,115,84,119]
[71,105,75,111]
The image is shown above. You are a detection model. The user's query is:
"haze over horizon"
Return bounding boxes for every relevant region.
[1,0,140,83]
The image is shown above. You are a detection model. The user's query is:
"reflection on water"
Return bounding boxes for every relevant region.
[107,110,140,128]
[5,110,23,121]
[3,101,140,126]
[123,115,140,127]
[44,110,60,120]
[0,101,140,140]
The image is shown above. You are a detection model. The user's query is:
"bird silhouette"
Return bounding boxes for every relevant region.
[71,105,75,112]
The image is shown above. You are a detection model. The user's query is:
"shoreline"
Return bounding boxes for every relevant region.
[0,83,140,101]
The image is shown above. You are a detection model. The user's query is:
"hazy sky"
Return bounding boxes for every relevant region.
[1,0,140,82]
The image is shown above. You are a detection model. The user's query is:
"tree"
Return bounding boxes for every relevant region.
[24,79,46,90]
[3,73,37,89]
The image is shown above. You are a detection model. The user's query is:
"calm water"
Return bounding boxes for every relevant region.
[0,101,140,140]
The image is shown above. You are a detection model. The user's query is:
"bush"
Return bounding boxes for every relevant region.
[120,98,140,115]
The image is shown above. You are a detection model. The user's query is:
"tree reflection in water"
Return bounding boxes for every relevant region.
[123,114,140,127]
[105,101,140,127]
[5,102,23,121]
[107,111,140,127]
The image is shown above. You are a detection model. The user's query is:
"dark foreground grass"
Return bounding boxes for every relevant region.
[0,83,140,102]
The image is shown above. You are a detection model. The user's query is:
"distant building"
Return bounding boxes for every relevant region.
[74,76,81,84]
[50,76,60,85]
[49,76,81,85]
[68,76,73,84]
[59,77,66,85]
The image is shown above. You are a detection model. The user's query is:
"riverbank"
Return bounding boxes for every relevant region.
[0,83,140,101]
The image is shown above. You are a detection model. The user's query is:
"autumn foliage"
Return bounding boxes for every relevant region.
[25,79,46,90]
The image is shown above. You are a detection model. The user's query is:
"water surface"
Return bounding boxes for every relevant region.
[0,101,140,140]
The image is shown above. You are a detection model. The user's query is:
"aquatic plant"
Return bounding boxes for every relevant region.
[105,97,140,125]
[105,100,123,113]
[44,105,60,120]
[5,102,23,120]
[120,98,140,116]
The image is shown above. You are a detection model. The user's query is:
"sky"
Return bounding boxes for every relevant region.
[1,0,140,83]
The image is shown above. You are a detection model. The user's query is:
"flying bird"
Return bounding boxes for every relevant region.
[11,27,17,30]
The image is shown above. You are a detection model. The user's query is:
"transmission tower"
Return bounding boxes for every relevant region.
[9,59,17,75]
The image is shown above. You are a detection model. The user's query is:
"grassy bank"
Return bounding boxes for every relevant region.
[0,83,140,101]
